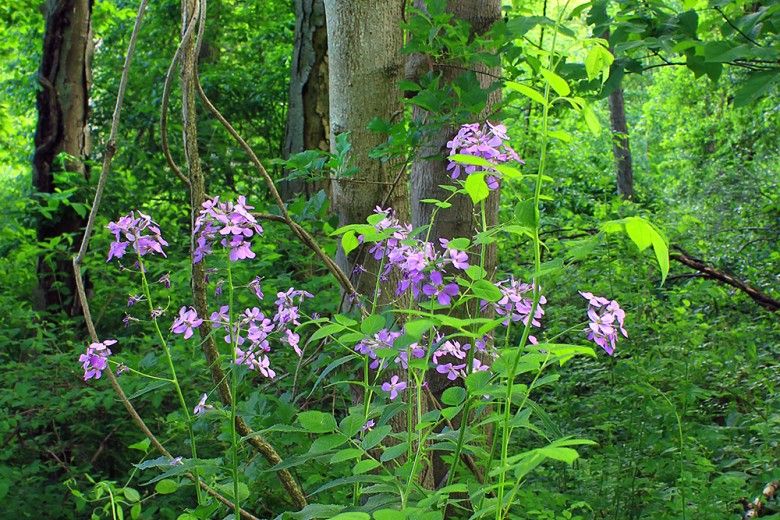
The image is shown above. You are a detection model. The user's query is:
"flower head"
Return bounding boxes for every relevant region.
[78,340,116,381]
[193,196,263,263]
[381,375,407,400]
[171,306,203,339]
[446,122,522,189]
[193,393,213,416]
[580,292,627,355]
[107,211,168,261]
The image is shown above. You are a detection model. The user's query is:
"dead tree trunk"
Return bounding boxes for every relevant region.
[281,0,330,201]
[32,0,93,311]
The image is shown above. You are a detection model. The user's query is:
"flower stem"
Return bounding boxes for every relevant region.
[226,256,240,518]
[136,255,203,505]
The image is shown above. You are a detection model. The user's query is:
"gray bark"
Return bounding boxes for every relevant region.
[281,0,330,200]
[32,0,93,311]
[324,0,409,304]
[608,86,634,199]
[408,0,502,487]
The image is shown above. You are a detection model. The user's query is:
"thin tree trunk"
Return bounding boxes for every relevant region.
[281,0,329,200]
[408,0,502,486]
[608,85,634,199]
[33,0,93,311]
[323,0,409,304]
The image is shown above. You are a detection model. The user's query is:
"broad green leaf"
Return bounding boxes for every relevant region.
[441,387,466,406]
[123,487,140,502]
[464,173,490,204]
[540,68,571,96]
[298,411,337,433]
[471,279,502,302]
[582,104,601,136]
[536,446,580,464]
[361,314,386,335]
[506,81,547,105]
[404,319,433,340]
[309,323,346,342]
[585,45,614,84]
[331,513,370,520]
[154,479,178,495]
[342,231,359,256]
[330,448,364,463]
[361,425,392,450]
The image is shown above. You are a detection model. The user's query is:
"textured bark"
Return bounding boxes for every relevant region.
[408,0,502,485]
[608,85,634,199]
[281,0,330,200]
[323,0,409,304]
[33,0,93,311]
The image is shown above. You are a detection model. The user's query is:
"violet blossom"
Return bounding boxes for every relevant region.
[78,339,116,381]
[193,393,213,416]
[171,306,203,340]
[580,291,627,355]
[107,211,168,261]
[381,375,407,400]
[422,271,460,305]
[193,196,263,263]
[446,122,522,190]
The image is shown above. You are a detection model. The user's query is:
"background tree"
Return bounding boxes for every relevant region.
[32,0,92,312]
[280,0,329,201]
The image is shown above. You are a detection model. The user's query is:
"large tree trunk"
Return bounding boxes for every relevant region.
[408,0,502,486]
[32,0,93,312]
[281,0,329,201]
[608,85,634,199]
[323,0,409,305]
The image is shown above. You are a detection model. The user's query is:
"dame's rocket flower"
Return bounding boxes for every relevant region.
[171,306,203,339]
[79,340,116,381]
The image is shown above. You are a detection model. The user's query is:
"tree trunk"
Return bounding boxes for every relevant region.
[32,0,93,312]
[408,0,502,486]
[608,85,634,199]
[281,0,329,201]
[323,0,409,305]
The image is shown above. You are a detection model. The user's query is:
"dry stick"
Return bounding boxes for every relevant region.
[670,247,779,312]
[70,3,257,519]
[175,0,307,508]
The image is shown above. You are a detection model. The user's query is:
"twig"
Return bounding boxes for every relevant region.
[714,6,762,47]
[71,2,259,518]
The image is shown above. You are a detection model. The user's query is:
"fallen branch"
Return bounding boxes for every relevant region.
[670,247,779,312]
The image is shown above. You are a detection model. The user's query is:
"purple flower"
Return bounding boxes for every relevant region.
[210,305,230,329]
[445,122,522,189]
[422,271,459,305]
[127,294,143,307]
[193,393,213,415]
[107,211,168,261]
[78,340,116,381]
[436,362,466,381]
[193,196,263,263]
[432,339,468,365]
[283,329,302,357]
[274,288,313,327]
[381,375,407,400]
[439,239,469,270]
[150,308,164,320]
[581,292,627,355]
[249,276,264,300]
[158,273,171,288]
[355,329,401,370]
[170,457,183,466]
[116,363,129,376]
[171,306,203,339]
[362,419,375,432]
[485,277,546,328]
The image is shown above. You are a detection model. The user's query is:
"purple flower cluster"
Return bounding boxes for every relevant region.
[107,211,169,262]
[79,340,116,380]
[193,196,263,263]
[366,207,469,301]
[446,122,522,190]
[580,292,627,355]
[483,277,546,344]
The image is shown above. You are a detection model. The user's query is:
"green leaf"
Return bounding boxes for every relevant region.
[582,104,601,136]
[309,323,346,342]
[342,231,359,256]
[464,173,490,204]
[441,387,466,406]
[447,238,470,250]
[585,45,614,84]
[380,442,409,462]
[465,265,486,280]
[373,510,406,520]
[506,81,547,105]
[330,448,364,463]
[352,459,380,475]
[361,425,392,450]
[404,319,433,340]
[154,479,178,495]
[471,279,502,302]
[361,314,386,335]
[331,514,371,520]
[298,411,337,433]
[540,68,571,96]
[536,446,580,464]
[123,487,140,502]
[128,438,151,452]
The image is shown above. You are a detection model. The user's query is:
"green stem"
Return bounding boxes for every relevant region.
[226,256,240,518]
[136,254,203,505]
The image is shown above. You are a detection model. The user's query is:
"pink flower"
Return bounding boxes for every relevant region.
[171,306,203,339]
